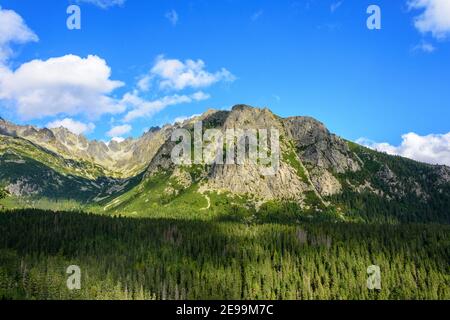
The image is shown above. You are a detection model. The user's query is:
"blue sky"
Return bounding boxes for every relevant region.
[0,0,449,164]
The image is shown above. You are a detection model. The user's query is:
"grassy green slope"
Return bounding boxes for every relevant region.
[0,136,111,179]
[0,135,139,209]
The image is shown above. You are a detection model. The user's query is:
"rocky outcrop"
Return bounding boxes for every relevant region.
[308,167,342,196]
[283,116,360,173]
[434,165,450,185]
[208,163,313,202]
[6,178,42,197]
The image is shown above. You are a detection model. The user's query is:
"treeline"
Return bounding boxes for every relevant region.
[0,209,448,300]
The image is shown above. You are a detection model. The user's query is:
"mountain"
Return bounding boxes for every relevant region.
[1,105,449,222]
[0,117,165,177]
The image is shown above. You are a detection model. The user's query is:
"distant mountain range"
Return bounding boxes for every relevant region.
[1,105,449,223]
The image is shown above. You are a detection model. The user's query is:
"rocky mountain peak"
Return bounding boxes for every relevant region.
[283,116,360,173]
[145,127,161,134]
[224,105,281,131]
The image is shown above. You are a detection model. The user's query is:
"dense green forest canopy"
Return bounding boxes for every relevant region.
[0,209,448,300]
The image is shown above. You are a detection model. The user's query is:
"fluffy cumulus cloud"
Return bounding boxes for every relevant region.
[122,91,210,122]
[408,0,450,39]
[357,132,450,166]
[0,6,38,62]
[47,118,95,135]
[107,124,132,137]
[139,55,235,92]
[0,54,125,120]
[77,0,126,9]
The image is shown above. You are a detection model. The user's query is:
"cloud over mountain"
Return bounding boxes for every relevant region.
[47,118,96,135]
[357,132,450,166]
[122,91,209,122]
[107,124,132,137]
[0,54,125,120]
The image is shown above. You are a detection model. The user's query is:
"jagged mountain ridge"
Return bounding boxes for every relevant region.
[0,117,165,178]
[1,105,449,222]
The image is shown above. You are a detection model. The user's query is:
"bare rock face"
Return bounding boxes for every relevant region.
[144,134,178,177]
[375,164,430,200]
[203,161,313,202]
[223,105,284,132]
[434,165,450,185]
[164,167,193,198]
[202,106,312,202]
[376,164,401,196]
[308,167,342,196]
[377,164,397,183]
[353,180,384,197]
[6,178,42,197]
[283,116,360,173]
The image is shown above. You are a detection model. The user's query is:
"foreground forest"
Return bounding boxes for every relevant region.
[0,210,448,300]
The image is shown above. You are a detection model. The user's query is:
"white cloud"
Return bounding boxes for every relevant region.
[172,116,189,125]
[137,75,152,92]
[107,124,132,137]
[47,118,95,135]
[146,55,235,92]
[123,91,210,122]
[190,91,210,101]
[330,1,343,13]
[165,10,179,26]
[110,136,125,143]
[172,114,201,125]
[408,0,450,39]
[0,6,38,62]
[251,10,263,22]
[0,54,125,120]
[412,40,436,52]
[357,132,450,166]
[77,0,126,9]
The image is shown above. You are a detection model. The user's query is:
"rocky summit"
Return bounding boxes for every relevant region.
[0,105,449,223]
